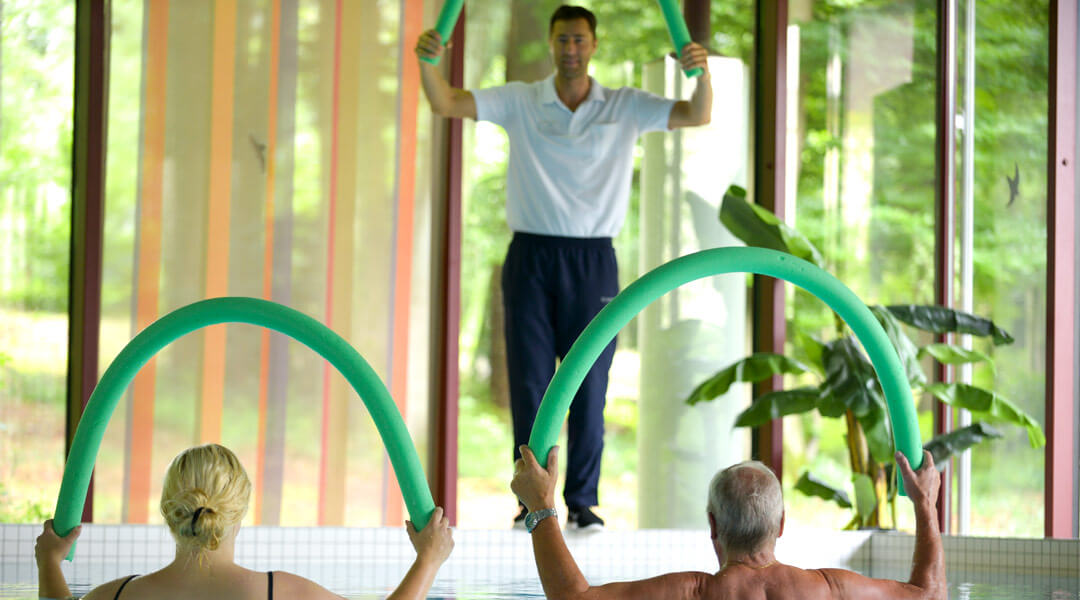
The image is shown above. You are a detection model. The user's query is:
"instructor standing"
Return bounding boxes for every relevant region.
[416,5,712,530]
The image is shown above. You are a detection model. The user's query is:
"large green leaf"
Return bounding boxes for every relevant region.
[885,305,1015,346]
[851,473,878,529]
[923,423,1004,468]
[685,353,810,406]
[719,187,787,252]
[818,337,885,418]
[870,305,926,388]
[925,383,1045,448]
[856,406,896,465]
[917,343,994,371]
[794,332,826,374]
[734,387,819,427]
[794,471,852,508]
[718,186,824,266]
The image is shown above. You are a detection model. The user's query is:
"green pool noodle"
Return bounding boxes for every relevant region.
[420,0,464,65]
[53,297,435,560]
[528,247,923,495]
[657,0,704,78]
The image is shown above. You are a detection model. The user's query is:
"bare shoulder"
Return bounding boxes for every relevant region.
[271,570,346,599]
[588,570,712,600]
[83,575,136,600]
[814,567,927,600]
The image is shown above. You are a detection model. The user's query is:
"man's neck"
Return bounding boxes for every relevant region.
[554,73,591,112]
[718,546,779,571]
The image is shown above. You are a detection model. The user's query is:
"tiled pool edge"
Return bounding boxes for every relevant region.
[1,524,1077,586]
[871,530,1080,576]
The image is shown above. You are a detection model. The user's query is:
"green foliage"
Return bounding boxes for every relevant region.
[685,353,811,405]
[0,481,52,523]
[719,187,824,266]
[869,306,926,387]
[923,423,1004,469]
[734,387,819,427]
[794,471,852,509]
[885,305,1015,346]
[587,0,755,74]
[690,191,1045,528]
[925,383,1046,448]
[818,337,885,418]
[917,344,993,370]
[1,0,75,312]
[851,473,878,528]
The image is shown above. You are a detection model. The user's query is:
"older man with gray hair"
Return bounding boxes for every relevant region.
[511,445,946,600]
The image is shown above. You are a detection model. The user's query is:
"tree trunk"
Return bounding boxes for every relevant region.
[845,410,894,529]
[506,0,555,82]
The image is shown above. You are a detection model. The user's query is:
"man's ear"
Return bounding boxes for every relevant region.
[778,511,786,538]
[708,512,718,541]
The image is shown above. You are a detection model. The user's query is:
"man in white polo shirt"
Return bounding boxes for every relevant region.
[416,4,711,530]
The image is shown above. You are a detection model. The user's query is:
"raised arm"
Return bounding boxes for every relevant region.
[667,42,712,129]
[819,450,947,600]
[512,446,706,600]
[386,506,455,600]
[36,519,80,600]
[415,30,477,120]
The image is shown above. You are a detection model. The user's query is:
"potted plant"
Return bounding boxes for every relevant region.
[686,186,1046,529]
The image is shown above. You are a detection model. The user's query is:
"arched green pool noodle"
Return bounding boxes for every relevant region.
[657,0,704,78]
[528,247,922,494]
[419,0,464,65]
[53,297,434,560]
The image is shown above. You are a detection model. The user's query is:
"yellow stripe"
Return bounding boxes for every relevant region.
[128,0,170,524]
[199,0,238,444]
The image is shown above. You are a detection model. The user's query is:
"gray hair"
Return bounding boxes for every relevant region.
[706,461,784,553]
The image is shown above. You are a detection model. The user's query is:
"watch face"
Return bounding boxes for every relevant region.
[526,508,555,532]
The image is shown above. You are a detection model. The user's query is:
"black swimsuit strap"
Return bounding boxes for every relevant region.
[112,574,138,600]
[110,569,272,595]
[267,570,274,600]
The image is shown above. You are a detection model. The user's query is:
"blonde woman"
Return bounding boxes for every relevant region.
[36,444,454,600]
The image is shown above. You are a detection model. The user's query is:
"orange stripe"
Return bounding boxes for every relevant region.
[318,0,345,526]
[200,0,238,444]
[128,0,169,524]
[255,0,281,526]
[385,0,425,528]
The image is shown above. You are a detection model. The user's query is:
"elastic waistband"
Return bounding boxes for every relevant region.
[511,231,613,249]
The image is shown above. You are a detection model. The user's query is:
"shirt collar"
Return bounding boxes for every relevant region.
[541,74,607,108]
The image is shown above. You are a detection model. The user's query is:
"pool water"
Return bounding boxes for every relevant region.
[3,570,1075,599]
[1,525,1076,599]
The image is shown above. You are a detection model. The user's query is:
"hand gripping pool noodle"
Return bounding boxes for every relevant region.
[52,297,435,561]
[419,0,465,65]
[657,0,704,78]
[528,247,923,495]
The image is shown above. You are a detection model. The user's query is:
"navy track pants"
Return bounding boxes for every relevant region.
[501,232,618,510]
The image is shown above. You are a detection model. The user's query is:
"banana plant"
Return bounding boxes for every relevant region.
[686,186,1046,529]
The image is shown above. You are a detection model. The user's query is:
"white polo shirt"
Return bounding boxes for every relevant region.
[472,75,675,238]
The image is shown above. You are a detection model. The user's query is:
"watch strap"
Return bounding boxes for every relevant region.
[525,507,558,533]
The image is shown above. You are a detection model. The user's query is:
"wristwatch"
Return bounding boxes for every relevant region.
[525,507,558,533]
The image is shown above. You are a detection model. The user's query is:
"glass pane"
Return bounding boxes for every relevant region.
[956,0,1048,537]
[97,0,428,527]
[457,0,524,530]
[786,0,937,531]
[456,2,755,529]
[0,0,74,523]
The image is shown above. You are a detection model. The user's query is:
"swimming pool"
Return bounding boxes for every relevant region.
[2,525,1077,599]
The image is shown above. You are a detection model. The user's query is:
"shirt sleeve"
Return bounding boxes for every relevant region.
[631,88,677,134]
[471,82,524,127]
